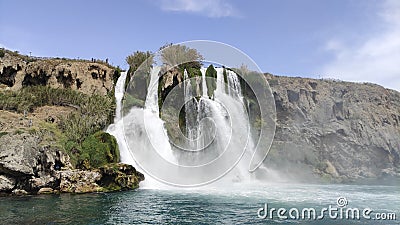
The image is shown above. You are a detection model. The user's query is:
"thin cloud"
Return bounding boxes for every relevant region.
[158,0,238,18]
[320,0,400,91]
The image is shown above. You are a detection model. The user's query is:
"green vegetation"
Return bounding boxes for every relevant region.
[124,44,204,146]
[126,50,153,73]
[0,86,119,169]
[205,65,217,98]
[123,93,145,114]
[80,131,119,168]
[125,51,154,102]
[113,66,122,86]
[223,67,228,84]
[186,67,202,78]
[64,131,119,169]
[186,67,202,95]
[0,131,8,138]
[0,86,113,119]
[0,48,5,58]
[1,48,117,68]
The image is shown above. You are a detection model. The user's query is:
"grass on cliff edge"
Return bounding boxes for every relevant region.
[0,86,119,169]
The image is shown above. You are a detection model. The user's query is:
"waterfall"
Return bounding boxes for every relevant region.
[106,71,134,165]
[200,67,208,97]
[146,67,161,114]
[113,72,127,121]
[109,66,256,188]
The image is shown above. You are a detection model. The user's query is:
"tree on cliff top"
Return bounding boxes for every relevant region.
[125,50,154,91]
[160,44,203,70]
[126,50,153,73]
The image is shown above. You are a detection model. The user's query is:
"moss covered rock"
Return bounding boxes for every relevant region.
[205,65,217,98]
[98,163,145,192]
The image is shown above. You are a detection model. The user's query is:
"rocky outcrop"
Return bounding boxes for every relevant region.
[0,52,142,195]
[0,132,144,195]
[97,163,145,191]
[263,74,400,183]
[0,51,118,95]
[0,132,71,194]
[57,163,144,193]
[58,170,102,193]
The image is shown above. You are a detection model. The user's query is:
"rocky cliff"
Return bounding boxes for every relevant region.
[0,50,144,195]
[155,68,400,183]
[263,74,400,183]
[0,50,118,95]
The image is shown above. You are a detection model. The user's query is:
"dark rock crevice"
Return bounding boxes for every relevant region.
[0,65,21,86]
[22,69,51,86]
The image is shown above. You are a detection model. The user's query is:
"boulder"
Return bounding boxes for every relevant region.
[98,163,145,191]
[37,187,54,194]
[58,170,102,193]
[0,175,15,191]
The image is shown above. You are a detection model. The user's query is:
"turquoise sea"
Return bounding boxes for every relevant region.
[1,183,399,224]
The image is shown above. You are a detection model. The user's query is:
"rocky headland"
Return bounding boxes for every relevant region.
[0,49,144,195]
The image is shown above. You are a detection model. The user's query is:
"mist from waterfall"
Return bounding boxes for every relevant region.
[108,66,257,188]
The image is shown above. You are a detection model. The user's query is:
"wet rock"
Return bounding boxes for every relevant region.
[58,170,102,193]
[0,175,15,191]
[97,163,145,191]
[37,187,54,194]
[12,189,28,195]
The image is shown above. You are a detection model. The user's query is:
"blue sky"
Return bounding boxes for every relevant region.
[1,0,399,90]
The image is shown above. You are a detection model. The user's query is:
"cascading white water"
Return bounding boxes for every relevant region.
[108,66,256,188]
[107,69,172,188]
[106,71,134,165]
[174,67,255,181]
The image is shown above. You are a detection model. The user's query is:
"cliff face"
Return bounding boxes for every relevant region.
[156,68,400,183]
[0,51,145,195]
[264,74,400,183]
[0,51,117,95]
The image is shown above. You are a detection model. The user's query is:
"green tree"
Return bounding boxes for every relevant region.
[126,51,153,72]
[125,51,154,91]
[205,65,217,98]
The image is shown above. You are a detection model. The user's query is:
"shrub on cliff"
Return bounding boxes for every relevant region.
[0,86,114,126]
[126,51,153,73]
[205,65,217,98]
[0,48,5,58]
[125,51,154,99]
[0,86,117,169]
[79,131,120,169]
